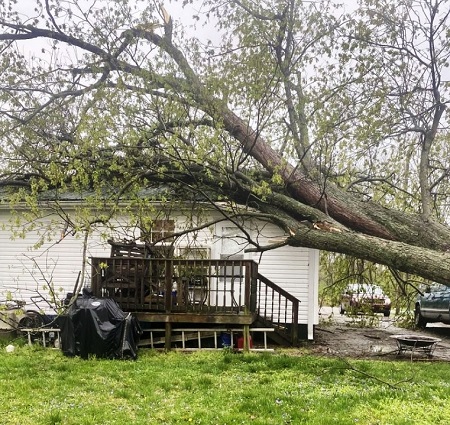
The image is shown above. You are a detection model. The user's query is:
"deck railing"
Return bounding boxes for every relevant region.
[90,257,300,345]
[256,273,300,345]
[90,258,257,315]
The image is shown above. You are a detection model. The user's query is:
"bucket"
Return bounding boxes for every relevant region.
[220,332,232,348]
[237,335,253,349]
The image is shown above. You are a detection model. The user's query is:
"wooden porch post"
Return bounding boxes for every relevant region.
[165,322,172,351]
[243,324,250,352]
[245,261,258,313]
[242,261,258,352]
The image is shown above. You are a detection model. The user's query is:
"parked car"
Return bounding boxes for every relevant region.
[415,283,450,328]
[340,283,391,317]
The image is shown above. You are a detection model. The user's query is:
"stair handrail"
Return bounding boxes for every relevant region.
[256,273,300,345]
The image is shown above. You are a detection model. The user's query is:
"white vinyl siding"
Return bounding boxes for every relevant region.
[249,225,319,330]
[0,209,111,311]
[0,206,319,336]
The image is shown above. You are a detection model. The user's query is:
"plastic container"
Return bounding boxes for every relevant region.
[237,335,253,349]
[220,332,232,348]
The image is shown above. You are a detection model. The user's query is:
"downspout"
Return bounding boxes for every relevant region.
[308,249,319,340]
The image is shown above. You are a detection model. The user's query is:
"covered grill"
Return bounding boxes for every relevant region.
[59,291,141,360]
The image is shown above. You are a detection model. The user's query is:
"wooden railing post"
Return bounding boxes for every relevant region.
[164,259,173,313]
[244,261,250,313]
[292,300,299,345]
[249,262,258,313]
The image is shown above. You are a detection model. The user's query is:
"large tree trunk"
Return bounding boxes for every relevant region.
[288,226,450,283]
[221,108,450,246]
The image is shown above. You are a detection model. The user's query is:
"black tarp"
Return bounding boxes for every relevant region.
[59,294,141,360]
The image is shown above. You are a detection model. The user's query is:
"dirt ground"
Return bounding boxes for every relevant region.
[305,306,450,361]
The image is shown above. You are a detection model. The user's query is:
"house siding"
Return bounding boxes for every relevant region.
[249,225,316,322]
[0,209,111,311]
[0,205,319,336]
[212,219,319,329]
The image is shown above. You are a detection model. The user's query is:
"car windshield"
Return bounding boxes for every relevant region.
[429,284,449,292]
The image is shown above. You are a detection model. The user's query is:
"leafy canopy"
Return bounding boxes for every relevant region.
[1,0,450,283]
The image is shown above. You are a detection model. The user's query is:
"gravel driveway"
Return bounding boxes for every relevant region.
[312,306,450,361]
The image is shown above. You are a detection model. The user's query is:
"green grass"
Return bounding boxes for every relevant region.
[1,345,450,425]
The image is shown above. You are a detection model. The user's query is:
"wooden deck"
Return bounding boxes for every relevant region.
[90,255,301,348]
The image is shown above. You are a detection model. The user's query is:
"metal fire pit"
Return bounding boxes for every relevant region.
[390,334,441,357]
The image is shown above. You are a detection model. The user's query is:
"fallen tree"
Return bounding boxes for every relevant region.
[0,0,450,283]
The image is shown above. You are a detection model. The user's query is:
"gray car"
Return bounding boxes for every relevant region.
[415,284,450,328]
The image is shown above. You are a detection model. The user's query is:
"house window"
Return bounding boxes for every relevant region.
[178,247,210,260]
[139,219,175,258]
[141,219,175,244]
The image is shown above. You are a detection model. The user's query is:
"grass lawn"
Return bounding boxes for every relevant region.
[1,344,450,425]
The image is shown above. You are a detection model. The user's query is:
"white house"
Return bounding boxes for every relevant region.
[0,198,319,340]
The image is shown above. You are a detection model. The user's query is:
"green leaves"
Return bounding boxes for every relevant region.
[2,0,450,284]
